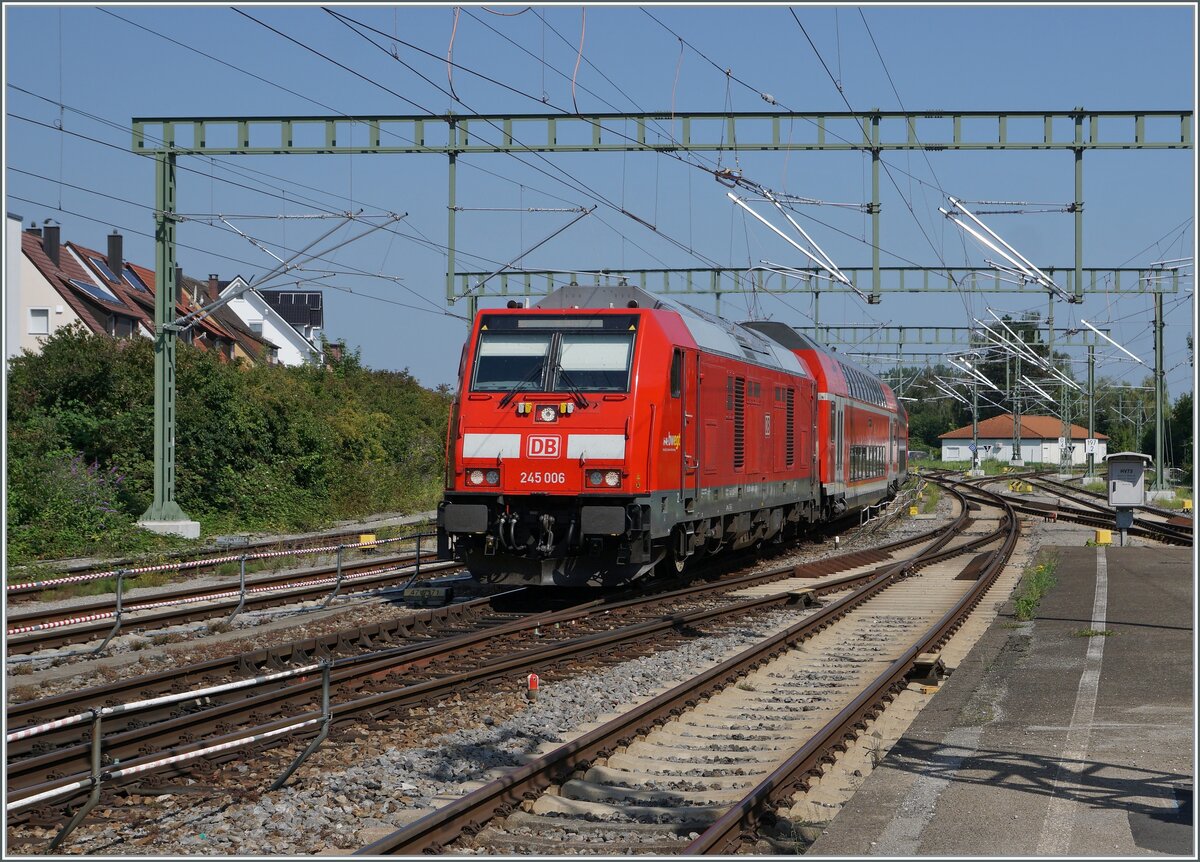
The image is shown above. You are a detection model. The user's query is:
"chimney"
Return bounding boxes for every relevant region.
[25,221,41,237]
[207,274,221,303]
[43,222,61,267]
[107,230,123,281]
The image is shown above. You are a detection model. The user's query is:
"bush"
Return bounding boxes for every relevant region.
[5,325,451,563]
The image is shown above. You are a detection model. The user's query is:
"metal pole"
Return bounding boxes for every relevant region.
[93,571,126,655]
[1087,345,1096,477]
[139,150,190,526]
[870,114,881,305]
[1073,112,1085,302]
[1154,291,1165,490]
[399,533,427,593]
[269,660,332,791]
[226,555,248,623]
[49,710,103,851]
[447,119,462,317]
[972,376,979,473]
[1012,351,1024,465]
[320,545,345,609]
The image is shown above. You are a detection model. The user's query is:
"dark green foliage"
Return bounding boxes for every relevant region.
[6,325,451,562]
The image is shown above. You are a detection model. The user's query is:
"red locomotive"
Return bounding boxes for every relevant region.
[437,284,907,587]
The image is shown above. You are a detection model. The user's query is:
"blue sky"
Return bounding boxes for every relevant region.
[4,4,1195,401]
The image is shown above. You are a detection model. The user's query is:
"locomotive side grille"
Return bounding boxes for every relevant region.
[786,388,795,466]
[733,377,745,470]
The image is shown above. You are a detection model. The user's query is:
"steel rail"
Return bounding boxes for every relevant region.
[1032,474,1191,522]
[5,556,460,654]
[1025,476,1192,538]
[684,482,1019,853]
[962,483,1190,546]
[5,526,434,600]
[5,523,436,597]
[5,511,951,751]
[8,499,977,812]
[352,485,981,855]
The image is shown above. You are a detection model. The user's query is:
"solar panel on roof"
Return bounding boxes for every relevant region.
[68,278,120,304]
[122,269,149,293]
[88,256,118,282]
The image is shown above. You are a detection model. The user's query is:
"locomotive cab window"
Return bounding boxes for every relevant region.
[472,332,552,391]
[555,332,635,392]
[471,314,638,394]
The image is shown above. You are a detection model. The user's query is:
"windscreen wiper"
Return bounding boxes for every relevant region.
[498,362,546,408]
[554,365,592,409]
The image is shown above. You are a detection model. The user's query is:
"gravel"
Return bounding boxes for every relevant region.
[10,485,956,855]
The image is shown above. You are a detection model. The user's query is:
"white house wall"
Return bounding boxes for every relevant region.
[941,438,1107,465]
[9,249,83,360]
[223,288,318,367]
[5,215,20,360]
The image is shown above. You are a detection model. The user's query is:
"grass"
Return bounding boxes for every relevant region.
[910,458,1056,477]
[920,483,942,514]
[1152,487,1194,511]
[1072,628,1116,638]
[1013,553,1059,622]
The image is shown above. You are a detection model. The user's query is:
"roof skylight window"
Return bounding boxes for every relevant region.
[68,278,120,304]
[88,256,118,282]
[122,268,150,293]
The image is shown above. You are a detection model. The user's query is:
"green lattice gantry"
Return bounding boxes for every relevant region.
[131,107,1193,523]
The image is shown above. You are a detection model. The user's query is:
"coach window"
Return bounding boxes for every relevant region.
[670,349,683,397]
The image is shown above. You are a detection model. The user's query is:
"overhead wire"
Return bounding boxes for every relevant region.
[319,8,744,283]
[319,4,959,311]
[8,192,465,320]
[97,8,591,226]
[11,72,570,276]
[788,9,962,294]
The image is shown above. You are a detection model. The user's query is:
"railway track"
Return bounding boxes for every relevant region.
[5,542,453,655]
[924,468,1190,546]
[5,522,434,604]
[1026,475,1192,536]
[351,480,1018,854]
[6,494,968,840]
[995,477,1191,546]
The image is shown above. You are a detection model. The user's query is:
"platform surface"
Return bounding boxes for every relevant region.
[808,545,1194,857]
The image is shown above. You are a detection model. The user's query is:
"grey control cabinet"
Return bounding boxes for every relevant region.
[1104,452,1153,508]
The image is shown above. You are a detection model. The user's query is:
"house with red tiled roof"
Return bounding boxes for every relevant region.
[8,217,275,365]
[9,220,150,360]
[939,413,1108,465]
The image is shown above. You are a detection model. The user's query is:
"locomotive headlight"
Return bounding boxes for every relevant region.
[604,470,621,487]
[588,470,604,487]
[485,470,500,486]
[469,469,485,486]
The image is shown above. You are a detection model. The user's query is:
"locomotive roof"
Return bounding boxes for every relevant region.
[534,284,808,376]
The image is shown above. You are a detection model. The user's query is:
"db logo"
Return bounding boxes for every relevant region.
[527,434,561,458]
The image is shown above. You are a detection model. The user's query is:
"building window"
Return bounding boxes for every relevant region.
[113,316,135,338]
[249,321,264,335]
[28,308,50,335]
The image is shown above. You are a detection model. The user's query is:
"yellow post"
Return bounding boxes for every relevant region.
[1095,529,1112,545]
[908,506,919,516]
[359,533,377,547]
[1183,499,1193,512]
